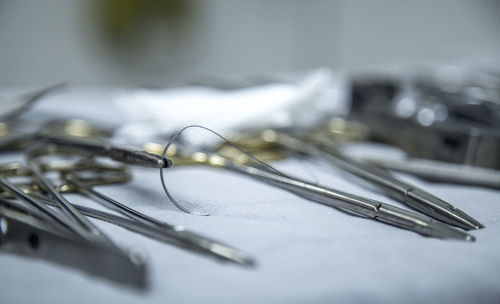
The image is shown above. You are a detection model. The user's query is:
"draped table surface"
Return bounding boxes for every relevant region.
[1,87,499,304]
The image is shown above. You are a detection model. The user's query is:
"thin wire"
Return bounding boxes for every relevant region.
[159,125,286,216]
[289,150,320,186]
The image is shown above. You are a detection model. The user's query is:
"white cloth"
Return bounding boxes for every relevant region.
[1,87,500,304]
[113,69,348,147]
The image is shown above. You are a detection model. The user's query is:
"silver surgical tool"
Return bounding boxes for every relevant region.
[63,176,255,266]
[25,145,115,245]
[0,175,89,237]
[353,156,500,189]
[270,131,484,231]
[0,153,254,266]
[35,193,255,266]
[0,200,147,289]
[227,163,474,241]
[41,135,172,169]
[148,144,475,241]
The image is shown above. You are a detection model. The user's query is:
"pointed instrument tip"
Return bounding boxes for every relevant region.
[210,244,257,268]
[407,189,484,231]
[215,250,257,268]
[467,222,485,230]
[438,225,477,242]
[221,249,257,268]
[454,208,485,230]
[469,217,486,230]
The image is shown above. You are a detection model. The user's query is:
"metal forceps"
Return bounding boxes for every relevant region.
[233,129,484,231]
[0,150,115,247]
[0,199,147,289]
[144,143,475,241]
[24,145,117,245]
[0,153,149,288]
[61,178,255,266]
[0,148,254,266]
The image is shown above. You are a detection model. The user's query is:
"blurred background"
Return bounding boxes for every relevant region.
[1,0,499,86]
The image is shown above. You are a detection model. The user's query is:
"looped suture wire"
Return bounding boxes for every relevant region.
[159,125,287,216]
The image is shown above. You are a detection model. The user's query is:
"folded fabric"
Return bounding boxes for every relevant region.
[113,69,349,147]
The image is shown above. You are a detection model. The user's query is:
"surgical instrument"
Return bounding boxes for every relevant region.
[0,175,92,238]
[228,163,474,241]
[0,156,255,266]
[0,200,147,289]
[238,130,483,231]
[25,145,116,245]
[0,117,161,171]
[354,156,500,189]
[0,118,109,153]
[40,135,172,168]
[63,176,255,266]
[146,143,475,241]
[0,157,131,198]
[28,194,255,266]
[350,75,500,170]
